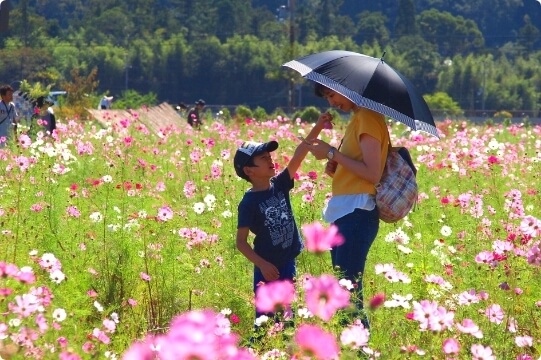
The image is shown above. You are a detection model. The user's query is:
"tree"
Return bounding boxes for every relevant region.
[354,11,390,46]
[418,9,484,56]
[424,92,463,117]
[517,15,540,56]
[394,0,418,38]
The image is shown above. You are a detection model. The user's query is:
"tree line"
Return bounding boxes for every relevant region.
[0,0,540,115]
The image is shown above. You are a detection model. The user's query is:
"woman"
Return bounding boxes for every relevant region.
[307,83,390,327]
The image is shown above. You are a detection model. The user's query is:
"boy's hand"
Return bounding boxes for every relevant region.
[259,261,280,282]
[318,112,334,129]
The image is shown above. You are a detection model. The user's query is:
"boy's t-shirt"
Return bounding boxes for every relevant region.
[237,169,303,268]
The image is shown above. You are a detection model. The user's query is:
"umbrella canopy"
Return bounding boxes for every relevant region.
[283,50,438,138]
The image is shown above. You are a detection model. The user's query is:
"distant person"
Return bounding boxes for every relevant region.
[42,100,56,134]
[186,99,205,129]
[176,101,187,113]
[98,95,114,110]
[0,85,18,146]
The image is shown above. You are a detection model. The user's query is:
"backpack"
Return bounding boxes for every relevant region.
[375,145,418,223]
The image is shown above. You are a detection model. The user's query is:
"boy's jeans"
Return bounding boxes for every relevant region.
[253,259,296,320]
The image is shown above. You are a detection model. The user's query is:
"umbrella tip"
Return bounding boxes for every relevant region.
[380,51,386,61]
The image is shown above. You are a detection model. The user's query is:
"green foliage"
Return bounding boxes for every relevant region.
[217,107,232,122]
[59,67,99,119]
[298,106,321,123]
[418,9,485,55]
[252,106,269,122]
[494,110,512,119]
[235,105,253,121]
[424,92,464,117]
[1,0,540,115]
[114,89,158,110]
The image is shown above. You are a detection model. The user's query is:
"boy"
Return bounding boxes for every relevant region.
[234,113,332,320]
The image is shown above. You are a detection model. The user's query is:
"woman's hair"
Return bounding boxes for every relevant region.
[313,82,329,98]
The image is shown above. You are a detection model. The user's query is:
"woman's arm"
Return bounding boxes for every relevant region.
[309,134,383,184]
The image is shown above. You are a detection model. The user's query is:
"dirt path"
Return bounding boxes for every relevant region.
[86,102,184,134]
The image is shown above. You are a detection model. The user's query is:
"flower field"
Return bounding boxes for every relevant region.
[0,113,540,359]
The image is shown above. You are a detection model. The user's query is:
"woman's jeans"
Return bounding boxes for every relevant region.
[332,207,379,324]
[253,259,296,320]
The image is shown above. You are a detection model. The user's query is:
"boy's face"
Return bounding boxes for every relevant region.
[321,88,356,112]
[244,152,276,180]
[1,90,13,102]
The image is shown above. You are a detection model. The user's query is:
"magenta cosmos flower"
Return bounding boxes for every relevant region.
[303,274,350,321]
[295,324,339,360]
[301,222,344,253]
[255,280,296,314]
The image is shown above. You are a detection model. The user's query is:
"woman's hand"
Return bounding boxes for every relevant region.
[309,139,334,160]
[325,160,337,177]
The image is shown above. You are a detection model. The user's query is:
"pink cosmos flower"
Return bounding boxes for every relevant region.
[485,303,504,324]
[255,280,296,314]
[183,181,197,198]
[302,222,344,253]
[66,206,81,218]
[18,134,32,148]
[303,274,350,321]
[340,320,369,349]
[455,318,483,338]
[92,328,110,344]
[526,242,541,266]
[140,272,151,282]
[122,336,158,360]
[157,206,173,222]
[294,324,339,360]
[471,344,495,360]
[442,338,460,355]
[514,335,533,347]
[520,215,541,238]
[10,294,39,317]
[369,293,385,310]
[230,314,240,324]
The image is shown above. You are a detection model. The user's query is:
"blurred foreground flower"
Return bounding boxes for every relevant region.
[255,280,295,314]
[122,310,256,360]
[302,222,344,254]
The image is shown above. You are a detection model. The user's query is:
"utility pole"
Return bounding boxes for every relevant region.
[288,0,295,113]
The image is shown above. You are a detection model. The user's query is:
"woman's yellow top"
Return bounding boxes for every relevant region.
[332,107,390,196]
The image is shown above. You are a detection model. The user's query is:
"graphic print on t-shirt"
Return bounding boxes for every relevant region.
[259,191,294,249]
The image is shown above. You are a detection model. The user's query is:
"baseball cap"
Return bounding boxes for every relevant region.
[234,141,278,180]
[195,99,206,106]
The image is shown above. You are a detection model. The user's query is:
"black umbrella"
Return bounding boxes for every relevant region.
[283,50,438,138]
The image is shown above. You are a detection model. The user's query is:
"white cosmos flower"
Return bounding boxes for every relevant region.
[255,315,269,327]
[50,269,66,284]
[220,308,232,316]
[89,212,103,222]
[440,225,452,237]
[53,308,67,322]
[193,202,205,214]
[94,301,104,312]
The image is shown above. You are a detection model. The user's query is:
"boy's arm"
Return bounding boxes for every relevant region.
[286,112,333,179]
[236,227,279,281]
